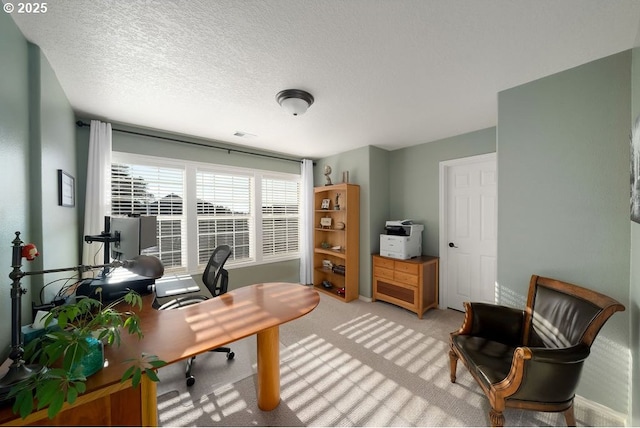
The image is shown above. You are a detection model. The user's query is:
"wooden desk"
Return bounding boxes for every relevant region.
[0,282,319,426]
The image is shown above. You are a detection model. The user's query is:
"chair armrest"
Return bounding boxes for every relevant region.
[527,343,590,364]
[493,344,590,402]
[454,302,525,346]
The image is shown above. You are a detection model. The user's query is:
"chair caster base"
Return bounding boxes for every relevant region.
[186,376,195,387]
[227,351,235,360]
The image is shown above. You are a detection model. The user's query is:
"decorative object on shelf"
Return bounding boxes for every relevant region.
[57,169,75,207]
[332,264,346,275]
[321,280,333,289]
[331,245,342,251]
[335,193,341,210]
[337,287,345,296]
[275,89,314,116]
[323,165,332,186]
[342,171,349,183]
[320,217,332,229]
[0,232,166,420]
[322,259,333,269]
[321,198,331,210]
[335,221,345,230]
[321,241,331,249]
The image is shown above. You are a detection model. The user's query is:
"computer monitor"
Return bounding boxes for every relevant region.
[110,216,157,261]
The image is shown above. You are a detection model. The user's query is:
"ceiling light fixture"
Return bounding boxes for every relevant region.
[276,89,314,116]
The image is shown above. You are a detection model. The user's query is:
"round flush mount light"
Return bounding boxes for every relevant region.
[276,89,314,116]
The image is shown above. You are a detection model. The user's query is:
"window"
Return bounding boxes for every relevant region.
[111,152,301,273]
[111,161,185,269]
[262,177,300,258]
[196,170,252,265]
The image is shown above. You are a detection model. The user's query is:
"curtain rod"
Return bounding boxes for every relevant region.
[75,121,310,165]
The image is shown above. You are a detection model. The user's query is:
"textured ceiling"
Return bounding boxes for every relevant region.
[7,0,640,159]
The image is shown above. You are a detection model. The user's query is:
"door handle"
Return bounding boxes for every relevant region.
[448,242,458,248]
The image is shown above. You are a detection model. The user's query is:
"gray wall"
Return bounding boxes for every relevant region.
[0,12,31,361]
[0,17,78,359]
[497,51,631,413]
[630,46,640,427]
[389,128,496,257]
[316,146,376,298]
[33,48,78,301]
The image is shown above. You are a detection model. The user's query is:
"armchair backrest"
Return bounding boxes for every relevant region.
[202,245,232,297]
[523,275,625,348]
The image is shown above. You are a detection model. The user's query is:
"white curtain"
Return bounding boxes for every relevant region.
[82,120,113,267]
[299,159,314,285]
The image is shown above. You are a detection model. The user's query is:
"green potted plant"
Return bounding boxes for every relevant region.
[9,290,165,420]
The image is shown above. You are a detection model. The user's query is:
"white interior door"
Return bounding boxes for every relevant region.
[439,153,497,311]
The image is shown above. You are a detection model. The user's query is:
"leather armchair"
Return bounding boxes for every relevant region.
[449,275,624,427]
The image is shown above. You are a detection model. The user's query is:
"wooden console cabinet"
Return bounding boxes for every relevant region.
[372,254,439,318]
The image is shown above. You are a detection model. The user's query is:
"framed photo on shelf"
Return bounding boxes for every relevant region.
[321,198,331,210]
[58,169,75,207]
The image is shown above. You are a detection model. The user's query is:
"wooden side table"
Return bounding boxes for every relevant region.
[372,254,439,318]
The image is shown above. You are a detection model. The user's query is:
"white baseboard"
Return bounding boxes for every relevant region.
[575,394,627,426]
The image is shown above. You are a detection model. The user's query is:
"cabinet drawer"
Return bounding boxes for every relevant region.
[394,271,419,287]
[374,256,394,269]
[375,280,416,305]
[373,266,394,280]
[394,261,419,275]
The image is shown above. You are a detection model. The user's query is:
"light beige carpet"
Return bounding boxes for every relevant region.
[156,291,623,427]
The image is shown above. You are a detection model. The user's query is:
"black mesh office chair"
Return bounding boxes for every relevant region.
[158,245,234,386]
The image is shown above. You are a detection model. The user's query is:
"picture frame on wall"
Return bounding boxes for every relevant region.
[58,169,75,207]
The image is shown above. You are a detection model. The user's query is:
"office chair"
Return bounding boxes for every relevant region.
[157,245,234,386]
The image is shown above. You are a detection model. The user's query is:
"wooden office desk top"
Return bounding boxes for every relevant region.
[93,281,319,389]
[0,282,319,424]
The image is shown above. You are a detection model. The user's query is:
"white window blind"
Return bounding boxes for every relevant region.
[111,152,301,273]
[196,170,253,265]
[262,177,300,258]
[111,162,186,270]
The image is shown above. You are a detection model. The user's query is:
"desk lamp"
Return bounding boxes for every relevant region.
[0,231,164,401]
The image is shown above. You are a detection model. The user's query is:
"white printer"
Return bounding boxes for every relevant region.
[380,220,424,260]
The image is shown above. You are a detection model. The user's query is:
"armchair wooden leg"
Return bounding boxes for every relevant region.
[489,408,505,427]
[563,404,576,426]
[448,349,458,383]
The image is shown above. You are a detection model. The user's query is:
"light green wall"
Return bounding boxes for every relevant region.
[369,146,391,256]
[389,128,496,256]
[316,146,376,297]
[31,47,78,302]
[630,46,640,427]
[497,51,631,413]
[0,11,31,361]
[0,18,77,359]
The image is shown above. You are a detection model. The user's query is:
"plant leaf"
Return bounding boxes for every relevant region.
[121,365,135,382]
[14,387,35,419]
[67,386,78,404]
[131,368,142,388]
[47,393,65,420]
